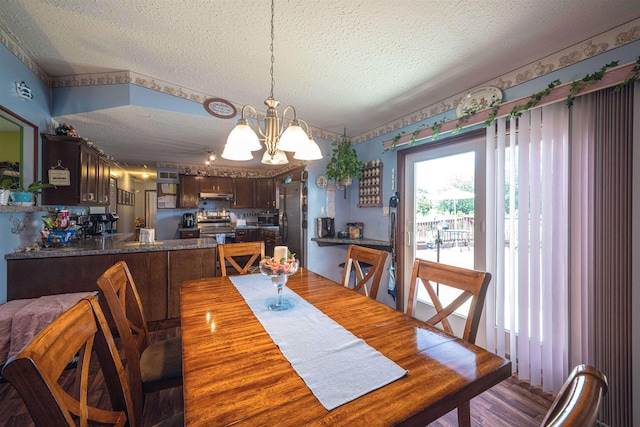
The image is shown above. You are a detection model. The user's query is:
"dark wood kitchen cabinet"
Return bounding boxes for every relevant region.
[233,178,255,208]
[6,251,167,322]
[199,176,233,193]
[7,247,217,324]
[235,228,259,242]
[179,174,199,208]
[261,228,280,257]
[255,178,276,208]
[41,134,111,206]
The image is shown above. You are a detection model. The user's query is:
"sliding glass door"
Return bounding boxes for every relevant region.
[402,135,486,341]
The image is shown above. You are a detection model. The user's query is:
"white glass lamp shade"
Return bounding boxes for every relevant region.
[261,149,289,165]
[222,143,253,161]
[277,123,308,152]
[293,137,323,161]
[226,123,262,152]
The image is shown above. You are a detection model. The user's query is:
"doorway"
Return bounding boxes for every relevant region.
[399,132,486,314]
[145,190,157,230]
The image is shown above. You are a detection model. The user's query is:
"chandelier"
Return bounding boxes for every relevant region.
[221,0,322,165]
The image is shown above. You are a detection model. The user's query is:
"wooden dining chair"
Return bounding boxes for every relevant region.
[406,259,492,427]
[97,261,182,424]
[218,241,265,276]
[541,364,608,427]
[341,245,388,299]
[2,296,182,427]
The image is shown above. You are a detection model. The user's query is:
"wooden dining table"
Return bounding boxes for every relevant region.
[180,268,511,426]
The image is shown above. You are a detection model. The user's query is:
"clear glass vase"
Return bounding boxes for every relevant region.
[260,261,298,311]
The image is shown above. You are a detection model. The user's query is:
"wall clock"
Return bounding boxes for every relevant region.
[203,98,237,119]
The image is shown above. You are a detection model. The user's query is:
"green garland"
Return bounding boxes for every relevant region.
[386,56,639,151]
[566,61,619,107]
[510,79,562,117]
[614,57,640,91]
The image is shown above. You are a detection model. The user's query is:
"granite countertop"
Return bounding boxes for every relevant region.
[5,234,218,260]
[311,237,392,250]
[235,225,279,231]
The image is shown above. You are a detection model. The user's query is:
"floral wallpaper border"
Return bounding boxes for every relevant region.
[1,18,638,145]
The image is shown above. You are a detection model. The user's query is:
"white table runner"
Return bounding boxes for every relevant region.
[229,274,408,410]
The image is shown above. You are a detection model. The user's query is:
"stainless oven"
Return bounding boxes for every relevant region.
[197,216,235,242]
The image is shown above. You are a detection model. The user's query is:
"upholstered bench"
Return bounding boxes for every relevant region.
[0,292,96,367]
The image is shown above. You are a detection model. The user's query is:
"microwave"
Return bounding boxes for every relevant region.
[258,211,279,226]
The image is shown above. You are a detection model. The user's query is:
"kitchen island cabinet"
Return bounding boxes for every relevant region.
[6,238,217,325]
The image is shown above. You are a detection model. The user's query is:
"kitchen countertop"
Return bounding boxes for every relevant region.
[311,237,392,250]
[234,225,279,230]
[5,234,217,260]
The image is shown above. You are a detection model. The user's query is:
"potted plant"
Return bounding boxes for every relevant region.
[10,180,55,206]
[0,161,20,205]
[325,138,365,187]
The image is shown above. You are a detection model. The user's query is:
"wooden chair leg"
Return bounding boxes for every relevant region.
[457,401,471,427]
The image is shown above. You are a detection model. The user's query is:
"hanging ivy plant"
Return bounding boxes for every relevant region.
[326,138,365,184]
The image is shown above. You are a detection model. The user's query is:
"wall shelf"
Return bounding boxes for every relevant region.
[357,161,383,208]
[0,205,48,213]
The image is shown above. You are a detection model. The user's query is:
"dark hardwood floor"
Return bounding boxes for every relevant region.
[0,327,552,426]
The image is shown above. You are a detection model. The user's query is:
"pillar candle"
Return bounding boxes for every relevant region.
[274,246,288,262]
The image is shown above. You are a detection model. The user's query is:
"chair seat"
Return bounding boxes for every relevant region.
[338,261,373,269]
[140,336,182,384]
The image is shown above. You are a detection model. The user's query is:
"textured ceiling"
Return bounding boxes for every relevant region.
[0,0,638,176]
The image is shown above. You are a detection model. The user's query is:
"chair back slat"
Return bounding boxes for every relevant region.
[219,242,265,276]
[1,296,135,427]
[342,245,388,299]
[97,261,149,424]
[407,259,491,344]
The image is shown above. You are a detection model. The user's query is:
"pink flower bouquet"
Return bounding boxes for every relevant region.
[259,256,299,277]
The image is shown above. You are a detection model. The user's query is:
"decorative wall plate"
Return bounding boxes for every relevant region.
[315,175,327,188]
[204,98,237,119]
[456,86,502,118]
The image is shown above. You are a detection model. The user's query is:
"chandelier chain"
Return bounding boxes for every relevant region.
[269,0,275,99]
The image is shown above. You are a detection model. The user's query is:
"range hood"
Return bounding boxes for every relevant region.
[199,192,234,200]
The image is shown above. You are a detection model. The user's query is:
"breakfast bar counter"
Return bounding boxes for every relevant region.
[5,235,218,260]
[6,235,218,323]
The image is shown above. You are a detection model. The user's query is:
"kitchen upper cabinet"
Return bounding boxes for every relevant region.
[233,178,255,208]
[255,178,276,208]
[41,134,111,206]
[179,175,199,208]
[199,176,233,194]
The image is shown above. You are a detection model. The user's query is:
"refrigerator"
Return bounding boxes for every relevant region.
[279,181,306,267]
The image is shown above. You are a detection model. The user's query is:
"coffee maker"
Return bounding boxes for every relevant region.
[182,213,195,228]
[316,217,335,238]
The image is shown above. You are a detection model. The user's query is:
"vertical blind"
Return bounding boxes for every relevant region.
[485,103,570,395]
[485,84,634,425]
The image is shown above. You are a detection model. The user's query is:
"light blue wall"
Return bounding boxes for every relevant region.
[0,43,52,303]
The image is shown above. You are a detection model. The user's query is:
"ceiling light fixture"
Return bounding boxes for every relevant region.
[205,150,217,165]
[221,0,322,165]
